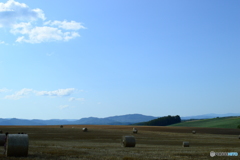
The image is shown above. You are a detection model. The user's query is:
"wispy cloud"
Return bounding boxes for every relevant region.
[46,52,54,56]
[59,105,70,110]
[0,0,85,44]
[4,88,78,100]
[4,88,33,100]
[68,97,84,101]
[0,88,12,93]
[12,24,80,43]
[0,41,8,45]
[44,20,86,30]
[35,88,76,96]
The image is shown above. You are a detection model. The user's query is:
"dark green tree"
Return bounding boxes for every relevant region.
[136,115,182,126]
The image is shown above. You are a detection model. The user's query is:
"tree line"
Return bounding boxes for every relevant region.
[135,115,181,126]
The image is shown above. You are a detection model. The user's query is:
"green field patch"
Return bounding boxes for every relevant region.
[169,117,240,129]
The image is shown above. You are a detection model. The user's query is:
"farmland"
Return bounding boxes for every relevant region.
[170,117,240,129]
[0,125,239,160]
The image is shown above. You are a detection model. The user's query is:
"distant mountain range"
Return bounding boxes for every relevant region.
[0,113,239,126]
[0,114,157,126]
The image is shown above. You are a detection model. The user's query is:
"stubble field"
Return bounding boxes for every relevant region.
[0,125,239,160]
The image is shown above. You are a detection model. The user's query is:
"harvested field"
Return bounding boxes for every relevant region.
[0,125,239,160]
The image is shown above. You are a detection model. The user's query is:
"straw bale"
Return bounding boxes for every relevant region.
[60,125,63,128]
[132,128,138,134]
[6,134,29,157]
[182,141,189,147]
[0,134,6,146]
[192,130,196,134]
[122,136,136,147]
[82,128,88,132]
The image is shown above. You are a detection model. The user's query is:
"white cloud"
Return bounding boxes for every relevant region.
[69,97,84,101]
[13,26,80,43]
[44,20,86,30]
[0,0,85,43]
[59,105,70,110]
[4,88,33,100]
[0,0,45,27]
[3,88,77,100]
[0,88,11,93]
[10,22,32,34]
[36,88,76,96]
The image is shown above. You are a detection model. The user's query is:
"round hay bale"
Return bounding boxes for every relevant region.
[82,128,88,132]
[132,128,138,134]
[183,141,189,147]
[6,134,29,157]
[0,134,6,146]
[60,125,63,128]
[192,130,196,134]
[122,136,136,147]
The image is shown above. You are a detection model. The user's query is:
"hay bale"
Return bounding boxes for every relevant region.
[122,136,136,147]
[0,134,6,146]
[132,128,138,134]
[192,130,196,134]
[82,128,88,132]
[60,125,63,128]
[6,134,29,157]
[183,141,189,147]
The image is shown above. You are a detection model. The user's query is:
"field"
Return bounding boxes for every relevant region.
[170,117,240,129]
[0,125,239,160]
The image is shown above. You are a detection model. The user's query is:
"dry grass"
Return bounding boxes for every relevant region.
[0,125,239,159]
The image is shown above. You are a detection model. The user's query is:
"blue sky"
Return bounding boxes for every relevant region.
[0,0,239,119]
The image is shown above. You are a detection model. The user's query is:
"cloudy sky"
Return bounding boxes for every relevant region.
[0,0,239,120]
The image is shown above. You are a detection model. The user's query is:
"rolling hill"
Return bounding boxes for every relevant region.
[169,116,240,129]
